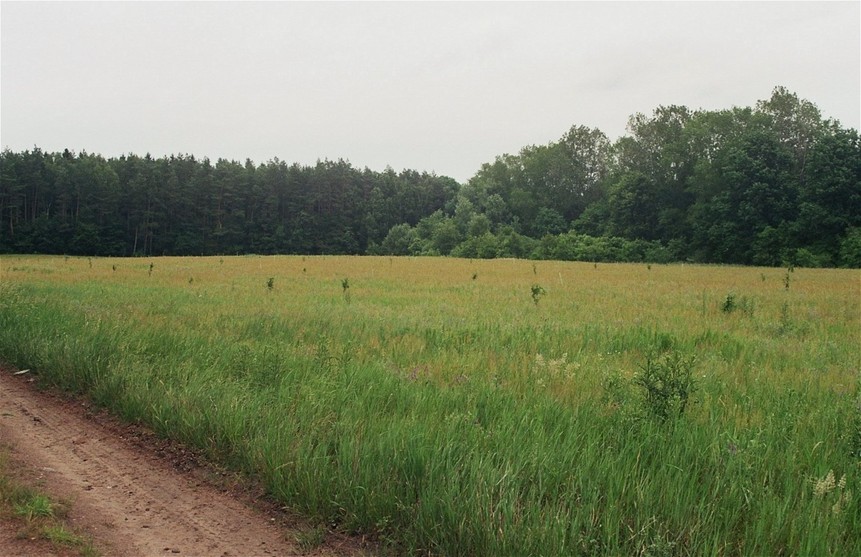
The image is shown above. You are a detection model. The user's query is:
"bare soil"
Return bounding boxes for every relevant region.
[0,367,372,557]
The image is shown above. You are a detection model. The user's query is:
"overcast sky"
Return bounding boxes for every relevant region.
[2,1,859,183]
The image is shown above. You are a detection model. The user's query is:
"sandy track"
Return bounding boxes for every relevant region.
[0,369,362,557]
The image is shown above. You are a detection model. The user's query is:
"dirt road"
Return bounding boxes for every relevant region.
[0,368,366,557]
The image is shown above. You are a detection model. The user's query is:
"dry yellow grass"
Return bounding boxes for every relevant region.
[3,254,857,396]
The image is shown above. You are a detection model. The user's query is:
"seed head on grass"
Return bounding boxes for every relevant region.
[813,470,837,497]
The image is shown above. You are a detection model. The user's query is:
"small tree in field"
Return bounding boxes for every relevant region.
[531,284,546,305]
[633,352,697,421]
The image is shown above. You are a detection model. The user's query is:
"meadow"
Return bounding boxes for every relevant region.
[0,254,858,556]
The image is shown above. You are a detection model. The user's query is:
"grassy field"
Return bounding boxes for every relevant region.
[0,254,858,556]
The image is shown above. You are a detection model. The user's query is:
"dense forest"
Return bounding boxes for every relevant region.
[1,87,859,267]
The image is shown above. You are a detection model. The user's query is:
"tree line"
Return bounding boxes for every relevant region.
[1,86,859,267]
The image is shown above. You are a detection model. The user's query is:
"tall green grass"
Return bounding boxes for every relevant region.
[0,255,858,555]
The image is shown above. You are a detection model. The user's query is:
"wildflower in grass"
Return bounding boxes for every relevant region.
[833,483,851,515]
[813,470,836,497]
[533,352,577,380]
[813,470,852,514]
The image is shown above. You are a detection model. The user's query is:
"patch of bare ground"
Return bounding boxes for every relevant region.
[0,367,377,557]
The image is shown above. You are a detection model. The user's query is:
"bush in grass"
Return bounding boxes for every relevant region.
[721,292,755,316]
[530,284,546,305]
[633,352,697,421]
[721,293,737,313]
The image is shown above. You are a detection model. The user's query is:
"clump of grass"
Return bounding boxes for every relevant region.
[851,384,861,459]
[600,368,630,410]
[0,449,98,556]
[42,524,94,554]
[294,524,326,553]
[14,493,55,521]
[266,277,275,292]
[773,301,803,336]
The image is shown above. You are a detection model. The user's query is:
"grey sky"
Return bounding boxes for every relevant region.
[2,1,859,183]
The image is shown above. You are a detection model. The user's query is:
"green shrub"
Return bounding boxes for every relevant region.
[721,293,736,313]
[632,352,697,421]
